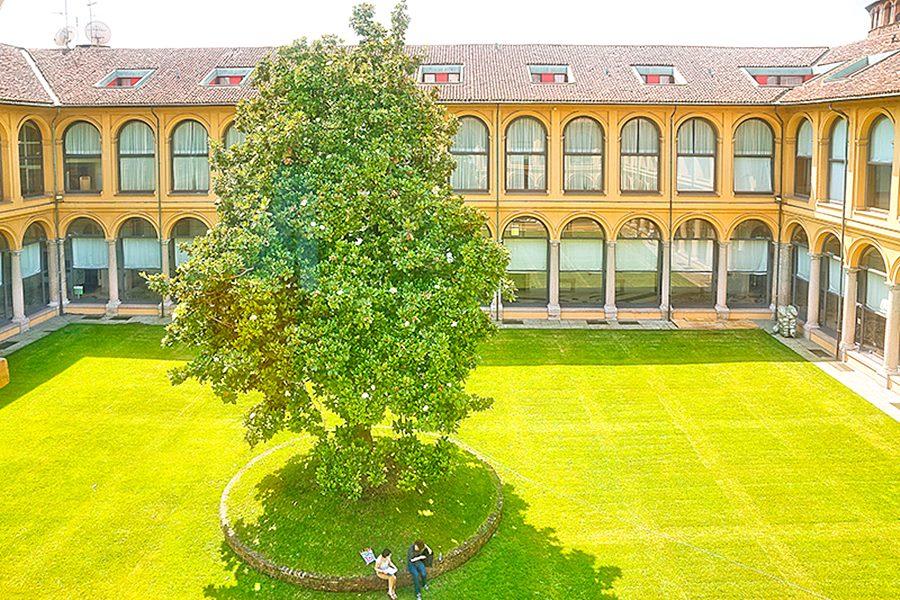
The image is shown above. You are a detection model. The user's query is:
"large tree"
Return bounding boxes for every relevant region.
[153,2,508,499]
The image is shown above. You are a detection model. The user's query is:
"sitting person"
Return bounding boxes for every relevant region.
[374,548,398,599]
[406,539,433,599]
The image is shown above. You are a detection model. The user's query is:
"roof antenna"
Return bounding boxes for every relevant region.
[84,0,112,47]
[53,0,74,49]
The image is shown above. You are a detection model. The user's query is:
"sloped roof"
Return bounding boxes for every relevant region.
[0,44,54,105]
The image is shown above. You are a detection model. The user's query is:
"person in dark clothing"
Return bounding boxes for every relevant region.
[406,539,432,599]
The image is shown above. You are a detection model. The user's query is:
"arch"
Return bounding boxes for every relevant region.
[20,221,50,315]
[64,217,110,304]
[63,121,103,193]
[505,116,548,192]
[559,213,610,239]
[611,213,667,240]
[615,216,663,308]
[826,116,849,203]
[19,217,53,247]
[814,231,842,255]
[116,217,162,304]
[676,117,717,193]
[170,119,210,193]
[223,121,247,149]
[671,217,718,308]
[117,119,156,193]
[847,238,886,268]
[620,116,661,193]
[18,119,45,197]
[563,116,605,192]
[164,213,213,238]
[502,216,550,306]
[727,218,774,308]
[672,213,726,241]
[0,227,15,249]
[724,215,777,240]
[168,217,210,271]
[780,219,811,244]
[865,114,894,210]
[114,214,159,238]
[499,212,553,239]
[794,118,814,197]
[59,213,111,240]
[855,244,890,355]
[559,217,606,307]
[451,115,490,192]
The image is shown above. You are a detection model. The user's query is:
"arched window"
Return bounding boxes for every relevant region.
[560,218,604,306]
[676,118,716,192]
[794,119,813,197]
[223,123,247,149]
[563,117,604,192]
[734,119,774,193]
[65,218,108,304]
[856,247,889,355]
[620,118,660,192]
[18,121,44,197]
[828,118,848,203]
[671,219,717,308]
[118,120,155,193]
[502,217,548,305]
[505,117,546,192]
[866,116,894,210]
[819,235,843,335]
[171,120,209,193]
[727,220,773,308]
[789,227,810,322]
[63,121,102,193]
[451,117,489,192]
[21,223,49,315]
[117,217,161,304]
[616,218,661,307]
[0,234,12,323]
[888,3,895,24]
[169,217,208,272]
[873,7,881,29]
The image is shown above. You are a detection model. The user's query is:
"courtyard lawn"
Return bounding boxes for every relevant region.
[0,325,896,599]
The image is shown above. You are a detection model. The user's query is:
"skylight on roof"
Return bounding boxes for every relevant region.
[744,67,813,87]
[201,67,253,87]
[827,51,898,82]
[633,65,684,85]
[95,69,154,90]
[528,65,571,84]
[419,64,462,84]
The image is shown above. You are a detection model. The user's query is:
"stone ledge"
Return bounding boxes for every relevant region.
[219,438,503,592]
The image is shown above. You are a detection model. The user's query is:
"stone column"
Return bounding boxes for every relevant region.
[57,239,69,307]
[160,239,174,312]
[548,240,560,319]
[882,284,900,375]
[777,242,793,306]
[604,240,617,321]
[715,241,729,320]
[805,253,822,331]
[660,241,671,313]
[10,250,27,328]
[106,240,120,315]
[839,268,859,355]
[47,240,60,307]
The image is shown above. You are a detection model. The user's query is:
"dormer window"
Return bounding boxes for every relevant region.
[634,66,683,85]
[826,51,899,81]
[528,65,570,83]
[419,64,462,84]
[95,69,154,89]
[201,67,253,87]
[744,67,814,87]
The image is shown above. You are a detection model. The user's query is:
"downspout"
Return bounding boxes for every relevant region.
[494,103,501,322]
[151,107,165,318]
[50,107,63,317]
[773,107,786,320]
[667,106,677,324]
[829,103,851,360]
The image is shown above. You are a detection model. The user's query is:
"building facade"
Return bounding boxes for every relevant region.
[0,3,899,385]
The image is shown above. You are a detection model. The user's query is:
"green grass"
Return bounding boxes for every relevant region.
[0,324,897,599]
[226,442,497,576]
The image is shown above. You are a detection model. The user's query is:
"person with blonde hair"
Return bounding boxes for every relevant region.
[374,548,398,599]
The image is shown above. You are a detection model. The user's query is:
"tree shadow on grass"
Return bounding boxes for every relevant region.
[203,484,621,599]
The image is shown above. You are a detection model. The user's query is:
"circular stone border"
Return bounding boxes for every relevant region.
[219,438,503,593]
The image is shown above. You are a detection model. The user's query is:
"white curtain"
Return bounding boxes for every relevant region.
[72,238,108,269]
[20,243,41,278]
[616,239,658,271]
[564,155,603,191]
[560,239,603,271]
[174,238,193,267]
[796,120,814,158]
[565,118,603,153]
[728,240,769,273]
[734,157,773,193]
[451,118,488,191]
[224,125,247,149]
[505,238,547,271]
[621,119,659,153]
[870,117,895,164]
[65,122,101,155]
[454,117,488,153]
[123,238,161,270]
[506,155,545,190]
[796,248,811,280]
[119,121,155,192]
[734,120,774,193]
[672,239,714,272]
[828,257,843,294]
[506,118,545,152]
[676,156,714,192]
[865,270,889,314]
[172,121,210,192]
[829,119,848,202]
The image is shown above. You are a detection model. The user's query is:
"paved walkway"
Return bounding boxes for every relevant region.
[2,313,898,422]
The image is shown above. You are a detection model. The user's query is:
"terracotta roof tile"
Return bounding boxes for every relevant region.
[0,44,54,105]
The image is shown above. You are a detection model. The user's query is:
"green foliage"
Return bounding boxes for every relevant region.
[151,2,508,499]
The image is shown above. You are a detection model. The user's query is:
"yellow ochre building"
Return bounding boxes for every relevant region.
[0,2,899,386]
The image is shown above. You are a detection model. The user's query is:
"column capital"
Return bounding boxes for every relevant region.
[10,249,21,257]
[549,239,560,247]
[846,267,860,275]
[888,283,900,292]
[717,241,730,249]
[808,252,823,260]
[606,240,616,247]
